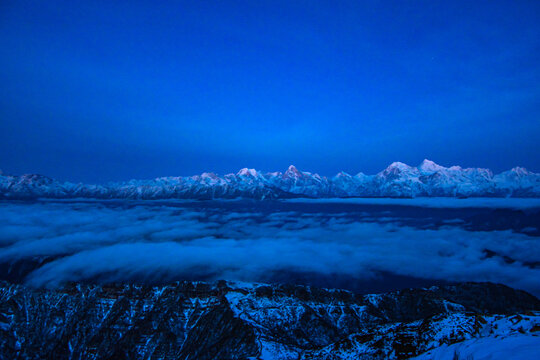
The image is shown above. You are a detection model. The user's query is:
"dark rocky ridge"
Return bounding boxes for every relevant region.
[0,281,538,359]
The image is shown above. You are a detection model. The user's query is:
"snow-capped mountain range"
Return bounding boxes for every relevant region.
[1,159,539,199]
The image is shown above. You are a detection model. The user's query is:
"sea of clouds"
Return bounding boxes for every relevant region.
[0,200,538,295]
[287,197,540,209]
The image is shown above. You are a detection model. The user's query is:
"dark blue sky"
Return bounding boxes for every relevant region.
[1,0,539,182]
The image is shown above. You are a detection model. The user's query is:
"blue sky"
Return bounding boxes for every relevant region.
[1,0,539,182]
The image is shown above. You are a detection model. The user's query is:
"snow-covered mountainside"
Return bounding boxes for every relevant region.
[0,281,538,359]
[1,160,539,199]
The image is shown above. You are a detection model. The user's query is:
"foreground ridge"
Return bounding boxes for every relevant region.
[1,160,540,199]
[0,281,538,359]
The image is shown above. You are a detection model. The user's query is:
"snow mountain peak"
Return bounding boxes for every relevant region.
[510,167,529,175]
[418,159,445,172]
[284,165,303,178]
[335,171,351,178]
[237,168,259,177]
[388,161,410,169]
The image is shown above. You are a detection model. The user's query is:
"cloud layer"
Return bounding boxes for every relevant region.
[0,200,539,295]
[287,197,540,209]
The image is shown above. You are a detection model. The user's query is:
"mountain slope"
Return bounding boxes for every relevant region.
[1,160,539,199]
[0,281,538,359]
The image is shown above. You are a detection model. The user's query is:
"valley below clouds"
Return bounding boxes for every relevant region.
[0,199,539,295]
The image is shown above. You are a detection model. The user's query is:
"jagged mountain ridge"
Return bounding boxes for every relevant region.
[0,281,538,359]
[1,159,539,199]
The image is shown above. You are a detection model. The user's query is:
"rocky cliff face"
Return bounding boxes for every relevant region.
[1,160,540,200]
[0,281,538,359]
